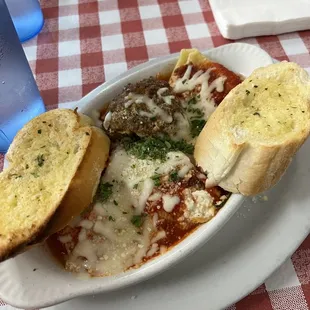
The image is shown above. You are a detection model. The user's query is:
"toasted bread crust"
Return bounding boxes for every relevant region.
[0,109,110,261]
[194,62,310,196]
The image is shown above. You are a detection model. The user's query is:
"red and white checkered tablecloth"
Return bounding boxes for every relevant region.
[1,0,310,309]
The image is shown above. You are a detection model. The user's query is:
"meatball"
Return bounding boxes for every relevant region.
[101,77,187,138]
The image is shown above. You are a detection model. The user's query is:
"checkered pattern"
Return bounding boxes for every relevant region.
[1,0,310,309]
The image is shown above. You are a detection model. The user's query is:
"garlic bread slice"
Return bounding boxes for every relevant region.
[0,109,110,261]
[194,62,310,196]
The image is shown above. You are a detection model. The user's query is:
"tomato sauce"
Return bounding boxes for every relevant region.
[173,62,242,105]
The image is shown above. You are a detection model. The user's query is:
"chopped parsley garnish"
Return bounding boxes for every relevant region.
[188,97,197,105]
[108,215,115,222]
[36,154,45,167]
[169,170,179,182]
[131,215,144,227]
[121,136,193,161]
[253,112,261,117]
[164,140,171,148]
[133,183,138,189]
[123,211,128,214]
[187,107,204,118]
[31,172,39,178]
[37,129,42,134]
[11,174,22,179]
[246,90,250,95]
[151,174,161,186]
[254,85,258,88]
[150,116,156,121]
[97,182,113,202]
[190,119,206,137]
[113,200,118,206]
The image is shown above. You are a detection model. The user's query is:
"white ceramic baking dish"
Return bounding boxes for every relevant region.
[0,43,273,309]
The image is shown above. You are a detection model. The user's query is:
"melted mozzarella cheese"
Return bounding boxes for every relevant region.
[59,146,216,277]
[147,243,159,257]
[162,195,180,212]
[138,178,154,214]
[156,152,193,175]
[173,112,191,142]
[103,111,112,130]
[173,65,227,120]
[148,192,162,201]
[151,230,166,243]
[80,219,93,230]
[157,87,175,105]
[58,235,72,243]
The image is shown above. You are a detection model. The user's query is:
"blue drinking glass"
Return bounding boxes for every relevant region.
[5,0,44,42]
[0,0,45,153]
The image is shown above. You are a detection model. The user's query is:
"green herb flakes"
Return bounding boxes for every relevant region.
[151,174,161,187]
[36,154,45,167]
[37,129,42,134]
[97,182,113,202]
[164,140,171,148]
[113,200,118,206]
[11,174,22,179]
[187,107,204,118]
[169,170,179,182]
[108,216,115,222]
[121,136,193,161]
[131,215,144,227]
[190,119,206,137]
[188,97,197,105]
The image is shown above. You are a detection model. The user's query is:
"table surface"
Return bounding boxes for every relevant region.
[1,0,310,309]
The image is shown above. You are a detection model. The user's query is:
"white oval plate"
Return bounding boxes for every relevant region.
[0,43,274,309]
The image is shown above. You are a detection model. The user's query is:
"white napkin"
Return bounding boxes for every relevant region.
[209,0,310,39]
